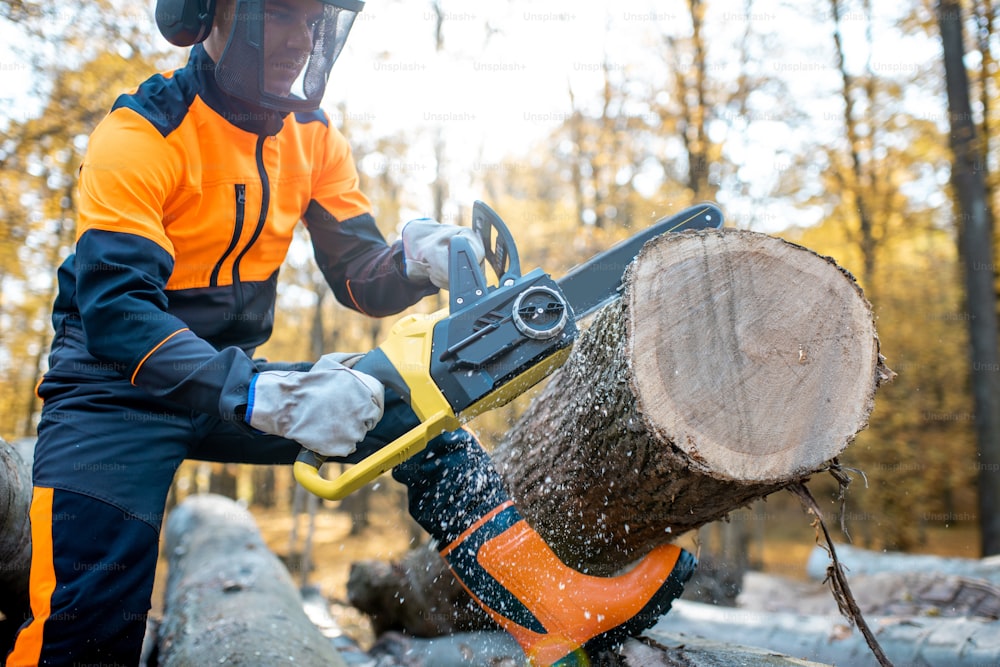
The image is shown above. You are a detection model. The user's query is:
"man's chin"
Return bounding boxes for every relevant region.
[262,75,299,98]
[268,62,306,91]
[263,86,295,99]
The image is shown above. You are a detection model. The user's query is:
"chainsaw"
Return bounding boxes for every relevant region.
[294,201,724,500]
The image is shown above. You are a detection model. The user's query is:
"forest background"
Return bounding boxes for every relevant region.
[1,0,998,589]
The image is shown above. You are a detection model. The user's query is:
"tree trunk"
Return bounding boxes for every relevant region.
[157,494,346,667]
[0,438,34,654]
[206,462,238,499]
[829,0,878,292]
[494,228,892,573]
[251,466,276,508]
[938,0,1000,557]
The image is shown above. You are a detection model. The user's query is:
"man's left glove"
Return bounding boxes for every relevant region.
[245,353,384,458]
[401,218,486,290]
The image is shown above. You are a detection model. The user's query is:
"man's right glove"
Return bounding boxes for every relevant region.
[401,218,486,290]
[245,353,385,458]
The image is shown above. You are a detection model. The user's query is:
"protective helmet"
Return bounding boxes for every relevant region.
[155,0,364,112]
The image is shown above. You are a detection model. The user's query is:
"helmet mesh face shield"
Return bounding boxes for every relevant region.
[215,0,361,112]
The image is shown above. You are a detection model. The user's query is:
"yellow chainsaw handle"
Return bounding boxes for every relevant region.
[291,293,456,501]
[293,409,459,500]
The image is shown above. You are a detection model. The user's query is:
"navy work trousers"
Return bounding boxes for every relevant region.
[7,326,488,666]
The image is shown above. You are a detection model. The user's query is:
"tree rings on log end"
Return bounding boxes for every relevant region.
[627,229,880,483]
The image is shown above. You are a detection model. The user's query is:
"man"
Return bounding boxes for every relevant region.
[8,0,696,664]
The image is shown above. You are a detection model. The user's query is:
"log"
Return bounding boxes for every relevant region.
[160,512,829,667]
[738,570,1000,619]
[807,543,1000,585]
[368,630,833,667]
[369,631,525,666]
[0,437,35,653]
[157,494,347,667]
[493,228,892,572]
[348,229,891,639]
[655,599,1000,667]
[619,633,832,667]
[345,543,495,638]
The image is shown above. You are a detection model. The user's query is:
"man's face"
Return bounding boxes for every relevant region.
[203,0,324,99]
[261,0,325,96]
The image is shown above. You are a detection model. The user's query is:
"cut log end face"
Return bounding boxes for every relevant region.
[628,229,880,483]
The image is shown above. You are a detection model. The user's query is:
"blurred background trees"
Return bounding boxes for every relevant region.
[1,0,997,561]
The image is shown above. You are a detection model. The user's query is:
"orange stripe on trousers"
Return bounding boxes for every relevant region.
[7,487,57,667]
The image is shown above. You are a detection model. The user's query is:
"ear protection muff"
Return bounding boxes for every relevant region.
[155,0,216,47]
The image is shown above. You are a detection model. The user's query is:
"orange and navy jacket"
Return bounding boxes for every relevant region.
[46,44,436,420]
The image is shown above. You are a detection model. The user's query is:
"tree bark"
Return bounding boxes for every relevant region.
[157,494,346,667]
[494,228,892,573]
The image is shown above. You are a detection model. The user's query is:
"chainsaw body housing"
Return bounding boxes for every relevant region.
[431,268,577,418]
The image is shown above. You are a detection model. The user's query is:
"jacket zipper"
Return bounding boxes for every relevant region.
[231,136,270,313]
[210,184,246,287]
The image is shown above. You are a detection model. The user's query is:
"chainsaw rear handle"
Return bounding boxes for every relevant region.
[291,342,452,500]
[293,406,459,501]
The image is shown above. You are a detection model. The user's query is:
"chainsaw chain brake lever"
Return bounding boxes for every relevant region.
[449,201,522,313]
[472,200,521,286]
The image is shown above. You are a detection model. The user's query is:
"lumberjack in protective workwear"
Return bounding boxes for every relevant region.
[8,0,695,664]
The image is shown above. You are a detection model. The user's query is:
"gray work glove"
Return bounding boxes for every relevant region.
[245,353,384,457]
[401,218,486,290]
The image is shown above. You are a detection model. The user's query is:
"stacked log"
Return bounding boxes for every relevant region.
[156,494,347,667]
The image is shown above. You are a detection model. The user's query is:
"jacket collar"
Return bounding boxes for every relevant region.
[188,45,287,137]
